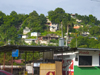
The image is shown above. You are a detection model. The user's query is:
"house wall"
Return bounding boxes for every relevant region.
[26,64,33,74]
[75,51,99,66]
[74,51,100,75]
[23,27,30,34]
[50,23,58,32]
[24,39,36,45]
[25,40,32,44]
[39,40,48,45]
[22,35,28,39]
[23,29,30,35]
[31,32,40,36]
[57,51,100,75]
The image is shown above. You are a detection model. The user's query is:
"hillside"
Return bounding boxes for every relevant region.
[0,8,100,48]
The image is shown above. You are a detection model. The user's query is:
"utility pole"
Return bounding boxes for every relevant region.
[59,22,64,46]
[76,33,78,47]
[66,25,69,46]
[61,22,63,38]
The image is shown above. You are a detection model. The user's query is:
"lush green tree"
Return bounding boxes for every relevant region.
[89,26,100,36]
[48,8,76,35]
[89,14,96,24]
[83,26,89,32]
[21,51,42,61]
[78,27,83,35]
[0,52,12,65]
[0,24,18,44]
[48,7,65,24]
[88,38,99,48]
[70,36,100,48]
[21,11,47,33]
[0,11,6,26]
[39,14,47,30]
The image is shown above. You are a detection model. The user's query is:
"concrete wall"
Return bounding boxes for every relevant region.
[74,51,99,66]
[55,51,100,75]
[74,51,100,75]
[50,24,58,32]
[22,35,28,39]
[26,64,33,74]
[39,40,48,44]
[31,32,40,36]
[23,27,30,34]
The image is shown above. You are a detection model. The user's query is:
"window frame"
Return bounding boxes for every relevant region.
[78,55,92,66]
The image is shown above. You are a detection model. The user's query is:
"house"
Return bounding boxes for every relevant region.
[18,34,22,38]
[31,32,40,37]
[23,27,30,34]
[46,17,51,25]
[50,23,58,32]
[24,39,37,45]
[73,24,83,29]
[54,48,100,75]
[89,37,98,40]
[82,32,90,36]
[0,65,24,75]
[71,14,76,18]
[38,36,59,41]
[76,19,82,23]
[22,35,28,39]
[47,18,51,23]
[46,18,58,32]
[38,35,59,45]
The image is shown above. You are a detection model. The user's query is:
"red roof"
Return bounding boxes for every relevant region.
[73,26,80,29]
[14,59,23,64]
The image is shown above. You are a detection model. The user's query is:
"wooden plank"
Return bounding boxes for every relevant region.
[40,63,55,70]
[55,61,62,75]
[40,70,55,75]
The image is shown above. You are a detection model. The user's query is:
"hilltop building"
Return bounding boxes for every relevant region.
[23,27,30,35]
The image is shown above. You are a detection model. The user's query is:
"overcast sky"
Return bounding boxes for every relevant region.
[0,0,100,20]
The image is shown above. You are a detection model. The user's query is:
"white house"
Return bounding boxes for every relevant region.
[50,23,58,32]
[31,32,40,37]
[76,19,82,23]
[22,35,28,39]
[82,32,90,35]
[23,27,30,34]
[24,39,36,45]
[47,18,51,23]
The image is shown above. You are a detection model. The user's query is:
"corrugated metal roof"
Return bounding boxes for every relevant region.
[0,45,76,53]
[77,48,100,51]
[1,45,99,52]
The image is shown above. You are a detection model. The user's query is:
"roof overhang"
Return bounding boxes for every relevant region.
[77,48,100,51]
[0,45,77,53]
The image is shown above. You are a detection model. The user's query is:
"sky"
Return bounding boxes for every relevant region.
[0,0,100,20]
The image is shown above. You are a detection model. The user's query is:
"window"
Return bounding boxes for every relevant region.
[79,56,92,66]
[34,67,39,74]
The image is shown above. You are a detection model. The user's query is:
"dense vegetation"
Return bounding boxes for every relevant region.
[0,8,100,47]
[0,10,47,45]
